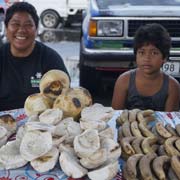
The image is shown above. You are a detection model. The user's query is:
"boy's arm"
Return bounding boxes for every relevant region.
[111,73,129,110]
[165,77,180,112]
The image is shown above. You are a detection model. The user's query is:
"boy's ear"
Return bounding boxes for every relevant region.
[163,58,167,63]
[161,58,167,66]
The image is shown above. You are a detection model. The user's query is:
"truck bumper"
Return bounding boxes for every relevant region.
[81,44,136,69]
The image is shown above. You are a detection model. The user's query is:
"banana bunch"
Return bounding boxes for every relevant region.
[152,123,180,157]
[117,109,159,159]
[117,109,180,180]
[123,153,180,180]
[117,109,155,126]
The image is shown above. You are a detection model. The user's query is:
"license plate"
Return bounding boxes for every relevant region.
[162,62,180,75]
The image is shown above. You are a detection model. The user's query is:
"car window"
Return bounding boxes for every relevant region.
[97,0,180,9]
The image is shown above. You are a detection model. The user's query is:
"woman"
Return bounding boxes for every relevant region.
[0,2,69,110]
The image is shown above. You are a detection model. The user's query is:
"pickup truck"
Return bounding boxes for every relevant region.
[79,0,180,95]
[25,0,89,28]
[0,0,23,45]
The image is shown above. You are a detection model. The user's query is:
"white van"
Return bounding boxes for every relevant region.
[24,0,89,28]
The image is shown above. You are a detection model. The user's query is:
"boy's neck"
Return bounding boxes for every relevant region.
[137,69,162,81]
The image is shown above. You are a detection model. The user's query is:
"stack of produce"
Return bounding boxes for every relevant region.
[117,109,180,180]
[0,69,122,180]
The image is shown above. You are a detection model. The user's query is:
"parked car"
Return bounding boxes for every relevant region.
[79,0,180,95]
[38,28,81,43]
[0,0,23,44]
[24,0,89,28]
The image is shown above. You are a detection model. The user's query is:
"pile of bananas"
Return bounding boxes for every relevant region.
[117,109,180,180]
[123,153,180,180]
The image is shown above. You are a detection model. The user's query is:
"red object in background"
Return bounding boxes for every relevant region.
[68,178,84,180]
[4,0,22,7]
[0,177,11,180]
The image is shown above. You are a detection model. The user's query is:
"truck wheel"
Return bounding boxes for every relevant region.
[40,30,56,42]
[40,10,63,28]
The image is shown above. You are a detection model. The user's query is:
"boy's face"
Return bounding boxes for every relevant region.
[136,43,165,74]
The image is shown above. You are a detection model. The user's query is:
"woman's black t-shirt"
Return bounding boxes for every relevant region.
[0,41,69,111]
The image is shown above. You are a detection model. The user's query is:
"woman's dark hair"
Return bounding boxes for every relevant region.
[133,23,171,59]
[5,2,39,28]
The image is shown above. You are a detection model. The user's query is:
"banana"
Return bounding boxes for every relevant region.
[141,109,155,117]
[139,152,157,180]
[151,126,166,145]
[152,144,159,153]
[175,124,180,136]
[118,127,124,141]
[117,109,129,125]
[175,138,180,152]
[164,137,180,156]
[116,117,124,126]
[129,109,141,122]
[168,167,179,180]
[123,154,143,180]
[130,121,143,137]
[123,164,139,180]
[152,155,170,180]
[165,123,178,137]
[131,137,144,154]
[123,165,133,180]
[120,137,136,156]
[171,155,180,179]
[122,121,133,137]
[138,122,155,138]
[144,115,156,123]
[155,122,172,139]
[136,111,146,123]
[158,145,168,156]
[141,137,158,154]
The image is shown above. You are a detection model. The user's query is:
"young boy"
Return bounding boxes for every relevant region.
[112,23,180,111]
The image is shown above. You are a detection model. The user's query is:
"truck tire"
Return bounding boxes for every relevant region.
[40,10,63,28]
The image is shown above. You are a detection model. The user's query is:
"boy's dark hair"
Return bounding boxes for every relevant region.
[5,2,39,28]
[133,23,171,59]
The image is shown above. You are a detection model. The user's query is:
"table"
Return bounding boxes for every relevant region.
[0,109,180,180]
[0,109,123,180]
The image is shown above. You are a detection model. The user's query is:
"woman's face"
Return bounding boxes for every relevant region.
[6,11,37,57]
[136,43,165,74]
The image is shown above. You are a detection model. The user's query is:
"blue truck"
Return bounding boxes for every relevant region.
[79,0,180,95]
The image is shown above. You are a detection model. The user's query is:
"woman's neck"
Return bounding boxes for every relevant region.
[10,42,35,58]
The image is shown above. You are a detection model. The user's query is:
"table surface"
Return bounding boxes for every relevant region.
[0,109,180,180]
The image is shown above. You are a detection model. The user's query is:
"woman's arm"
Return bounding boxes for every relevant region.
[111,72,130,110]
[165,77,180,111]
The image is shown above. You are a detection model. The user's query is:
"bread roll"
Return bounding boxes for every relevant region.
[65,87,92,108]
[24,93,53,116]
[53,93,82,120]
[40,69,70,99]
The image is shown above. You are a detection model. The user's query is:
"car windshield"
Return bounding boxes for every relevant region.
[97,0,180,9]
